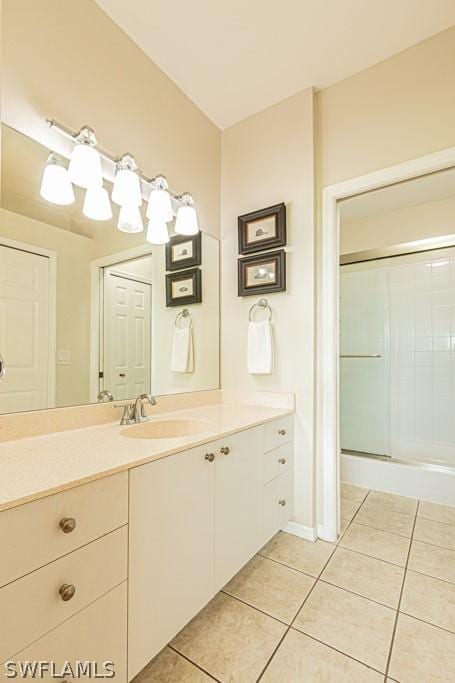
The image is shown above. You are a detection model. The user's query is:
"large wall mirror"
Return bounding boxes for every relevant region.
[0,124,220,414]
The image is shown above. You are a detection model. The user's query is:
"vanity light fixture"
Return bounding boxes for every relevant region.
[175,193,199,235]
[146,175,173,223]
[146,216,170,244]
[118,204,144,233]
[68,126,103,189]
[40,153,75,206]
[83,185,113,221]
[111,154,142,208]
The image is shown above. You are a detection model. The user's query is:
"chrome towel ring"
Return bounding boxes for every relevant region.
[175,308,192,328]
[249,298,272,322]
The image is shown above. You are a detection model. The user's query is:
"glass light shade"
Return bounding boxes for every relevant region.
[118,205,144,233]
[112,169,142,207]
[83,186,112,221]
[68,144,103,189]
[175,205,199,235]
[40,162,75,206]
[146,188,173,222]
[146,217,169,244]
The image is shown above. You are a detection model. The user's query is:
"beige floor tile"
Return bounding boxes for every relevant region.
[341,482,369,504]
[321,546,404,608]
[355,505,414,538]
[223,555,315,624]
[134,647,213,683]
[293,581,395,672]
[340,498,360,521]
[338,517,350,540]
[364,490,417,516]
[259,532,335,577]
[340,523,410,566]
[401,570,455,632]
[389,613,455,683]
[408,540,455,584]
[261,629,383,682]
[171,593,286,682]
[419,500,455,526]
[414,516,455,550]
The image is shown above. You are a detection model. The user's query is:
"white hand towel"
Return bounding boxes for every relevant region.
[171,326,194,373]
[247,320,274,374]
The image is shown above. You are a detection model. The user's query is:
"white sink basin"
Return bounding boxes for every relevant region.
[121,418,212,440]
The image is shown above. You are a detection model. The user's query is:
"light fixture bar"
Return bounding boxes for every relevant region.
[46,118,186,205]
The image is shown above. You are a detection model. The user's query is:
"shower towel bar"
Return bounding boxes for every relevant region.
[340,354,382,358]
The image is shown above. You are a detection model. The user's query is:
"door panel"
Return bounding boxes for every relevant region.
[0,244,51,413]
[103,272,151,399]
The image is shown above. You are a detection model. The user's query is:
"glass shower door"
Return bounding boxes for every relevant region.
[340,264,390,456]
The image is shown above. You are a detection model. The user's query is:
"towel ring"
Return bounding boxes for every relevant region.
[249,298,272,322]
[175,308,192,328]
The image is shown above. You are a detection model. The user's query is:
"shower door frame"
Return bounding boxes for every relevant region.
[319,145,455,543]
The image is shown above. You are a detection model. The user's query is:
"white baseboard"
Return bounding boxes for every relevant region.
[284,521,317,542]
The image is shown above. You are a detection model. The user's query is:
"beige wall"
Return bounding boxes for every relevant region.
[221,89,316,529]
[341,196,455,254]
[1,0,220,238]
[317,25,455,187]
[0,208,92,406]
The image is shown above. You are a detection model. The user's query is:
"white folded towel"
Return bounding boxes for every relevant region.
[171,326,194,373]
[247,320,274,374]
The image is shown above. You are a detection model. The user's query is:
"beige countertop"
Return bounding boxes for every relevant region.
[0,402,293,512]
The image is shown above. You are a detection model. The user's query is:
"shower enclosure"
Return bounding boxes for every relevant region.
[340,246,455,469]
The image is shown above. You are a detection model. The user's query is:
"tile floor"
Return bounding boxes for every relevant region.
[135,485,455,682]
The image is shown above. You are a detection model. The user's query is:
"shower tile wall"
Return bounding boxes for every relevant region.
[390,251,455,466]
[341,248,455,467]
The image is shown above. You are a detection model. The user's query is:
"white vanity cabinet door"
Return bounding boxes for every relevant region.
[128,444,216,680]
[263,468,294,543]
[6,583,127,682]
[214,426,264,591]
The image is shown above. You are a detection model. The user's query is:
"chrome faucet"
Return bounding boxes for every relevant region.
[117,393,157,425]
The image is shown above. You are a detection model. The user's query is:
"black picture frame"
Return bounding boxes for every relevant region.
[238,249,286,297]
[166,232,202,271]
[238,203,286,255]
[166,267,202,307]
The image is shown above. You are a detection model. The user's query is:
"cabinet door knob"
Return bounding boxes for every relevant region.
[278,429,286,436]
[205,452,215,462]
[59,517,76,534]
[59,583,76,601]
[279,499,287,506]
[279,458,286,465]
[220,446,230,455]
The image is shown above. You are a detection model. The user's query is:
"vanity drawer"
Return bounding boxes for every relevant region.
[0,526,127,664]
[4,583,127,681]
[263,442,294,483]
[0,471,128,588]
[264,415,294,452]
[263,469,294,543]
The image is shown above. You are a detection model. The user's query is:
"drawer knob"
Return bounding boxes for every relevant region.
[220,446,230,455]
[59,517,76,534]
[279,499,287,506]
[278,429,286,436]
[205,452,215,462]
[279,458,286,465]
[59,583,76,601]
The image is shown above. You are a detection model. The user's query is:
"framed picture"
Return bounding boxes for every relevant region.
[238,249,286,297]
[166,267,202,307]
[166,232,202,271]
[238,203,286,255]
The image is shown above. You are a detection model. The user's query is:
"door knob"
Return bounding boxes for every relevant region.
[205,452,215,462]
[220,446,230,455]
[59,517,76,534]
[59,584,76,601]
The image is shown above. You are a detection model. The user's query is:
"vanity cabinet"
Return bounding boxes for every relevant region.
[128,443,215,680]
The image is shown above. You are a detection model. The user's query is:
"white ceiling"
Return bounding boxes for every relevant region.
[94,0,455,129]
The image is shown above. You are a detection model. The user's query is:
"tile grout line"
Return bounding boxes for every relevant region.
[167,644,222,682]
[384,499,420,680]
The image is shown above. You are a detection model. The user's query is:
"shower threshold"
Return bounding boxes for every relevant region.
[341,448,455,474]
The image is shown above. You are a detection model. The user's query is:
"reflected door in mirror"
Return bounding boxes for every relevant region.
[0,244,53,413]
[103,271,151,400]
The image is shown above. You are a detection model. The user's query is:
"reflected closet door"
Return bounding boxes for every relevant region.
[340,265,390,456]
